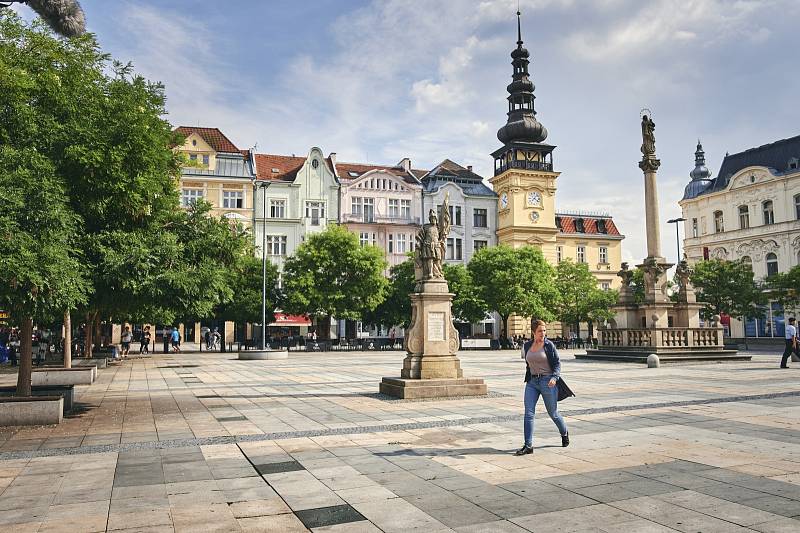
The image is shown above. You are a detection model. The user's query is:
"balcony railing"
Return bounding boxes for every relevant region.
[599,327,723,348]
[496,160,553,174]
[342,213,420,225]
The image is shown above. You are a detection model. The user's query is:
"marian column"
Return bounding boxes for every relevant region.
[639,114,663,260]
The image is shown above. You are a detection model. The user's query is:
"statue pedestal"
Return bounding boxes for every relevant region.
[379,279,487,399]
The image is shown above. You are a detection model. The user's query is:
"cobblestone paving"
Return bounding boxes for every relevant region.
[0,349,798,532]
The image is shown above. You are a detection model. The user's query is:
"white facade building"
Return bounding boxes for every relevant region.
[680,137,800,338]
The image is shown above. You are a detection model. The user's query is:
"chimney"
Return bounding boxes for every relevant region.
[467,165,473,172]
[397,157,412,172]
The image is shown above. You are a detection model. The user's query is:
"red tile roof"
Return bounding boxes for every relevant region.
[254,154,310,181]
[556,215,621,236]
[174,126,240,153]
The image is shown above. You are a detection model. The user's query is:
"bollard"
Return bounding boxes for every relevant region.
[647,354,660,368]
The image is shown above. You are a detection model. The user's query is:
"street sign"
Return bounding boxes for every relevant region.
[0,310,9,320]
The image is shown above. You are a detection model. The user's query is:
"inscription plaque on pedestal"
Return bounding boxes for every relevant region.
[427,312,445,341]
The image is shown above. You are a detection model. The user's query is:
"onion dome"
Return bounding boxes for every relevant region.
[683,140,713,200]
[496,11,547,145]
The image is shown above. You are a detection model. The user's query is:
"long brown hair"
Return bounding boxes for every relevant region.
[531,319,546,337]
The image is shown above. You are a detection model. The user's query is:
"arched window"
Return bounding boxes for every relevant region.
[763,200,774,225]
[765,252,778,277]
[738,205,749,229]
[713,210,724,233]
[740,256,752,270]
[794,194,800,220]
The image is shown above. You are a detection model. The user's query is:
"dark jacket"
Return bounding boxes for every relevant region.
[521,338,561,382]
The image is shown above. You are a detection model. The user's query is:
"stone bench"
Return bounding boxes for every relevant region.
[0,385,75,414]
[238,349,289,361]
[0,396,63,426]
[32,366,96,386]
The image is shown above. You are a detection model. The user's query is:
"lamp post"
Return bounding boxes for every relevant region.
[251,179,271,350]
[667,217,686,263]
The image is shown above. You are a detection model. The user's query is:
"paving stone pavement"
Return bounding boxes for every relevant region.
[0,349,798,532]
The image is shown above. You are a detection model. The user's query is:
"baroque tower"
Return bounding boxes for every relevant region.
[489,11,560,262]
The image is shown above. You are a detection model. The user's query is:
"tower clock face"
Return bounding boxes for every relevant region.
[530,211,540,223]
[500,193,508,209]
[527,191,542,207]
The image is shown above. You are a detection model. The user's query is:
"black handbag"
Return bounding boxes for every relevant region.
[556,378,575,401]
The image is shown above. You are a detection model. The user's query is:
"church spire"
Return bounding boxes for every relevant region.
[496,10,547,145]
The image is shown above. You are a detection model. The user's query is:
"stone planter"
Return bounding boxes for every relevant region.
[0,385,75,414]
[238,349,289,361]
[32,366,96,386]
[0,396,63,426]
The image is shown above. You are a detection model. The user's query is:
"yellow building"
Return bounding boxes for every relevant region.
[174,126,256,229]
[490,13,624,337]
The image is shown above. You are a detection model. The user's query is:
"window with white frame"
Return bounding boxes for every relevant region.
[577,245,586,263]
[359,232,369,246]
[222,190,243,209]
[446,238,463,260]
[265,235,287,256]
[763,200,774,225]
[599,246,608,264]
[556,246,562,262]
[181,188,204,207]
[202,154,209,166]
[692,218,698,238]
[189,154,197,162]
[738,205,749,229]
[766,252,778,276]
[473,208,487,228]
[397,233,408,253]
[363,198,374,222]
[400,199,411,219]
[473,240,487,252]
[351,197,363,216]
[388,199,399,218]
[269,199,285,219]
[795,194,800,220]
[439,204,462,226]
[305,201,325,225]
[388,234,394,253]
[713,210,724,233]
[601,282,611,291]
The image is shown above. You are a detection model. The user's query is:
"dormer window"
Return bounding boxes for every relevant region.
[575,218,585,233]
[789,158,799,170]
[348,171,359,177]
[271,168,279,174]
[597,220,607,233]
[555,217,562,230]
[192,139,197,146]
[311,159,319,169]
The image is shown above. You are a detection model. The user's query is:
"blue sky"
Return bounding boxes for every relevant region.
[14,0,800,262]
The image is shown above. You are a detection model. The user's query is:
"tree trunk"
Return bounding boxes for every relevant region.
[15,317,34,397]
[63,310,72,368]
[587,319,594,340]
[501,314,509,346]
[320,315,332,340]
[92,314,100,356]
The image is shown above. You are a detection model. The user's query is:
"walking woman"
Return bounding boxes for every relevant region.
[516,319,569,455]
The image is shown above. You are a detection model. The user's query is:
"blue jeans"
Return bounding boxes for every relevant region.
[524,376,568,446]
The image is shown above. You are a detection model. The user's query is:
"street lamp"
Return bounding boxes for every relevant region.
[667,217,686,263]
[251,178,271,351]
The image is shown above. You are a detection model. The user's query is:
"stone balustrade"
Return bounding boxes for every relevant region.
[599,327,723,349]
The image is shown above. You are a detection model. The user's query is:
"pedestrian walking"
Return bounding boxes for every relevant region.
[171,326,181,353]
[780,317,797,368]
[121,326,133,358]
[515,319,569,456]
[140,326,151,355]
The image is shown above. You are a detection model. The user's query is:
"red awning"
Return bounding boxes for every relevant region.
[268,313,311,327]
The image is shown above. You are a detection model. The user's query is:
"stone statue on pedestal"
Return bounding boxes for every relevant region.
[415,194,451,280]
[641,114,656,158]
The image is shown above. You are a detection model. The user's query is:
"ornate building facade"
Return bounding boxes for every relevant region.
[489,13,625,337]
[680,135,800,338]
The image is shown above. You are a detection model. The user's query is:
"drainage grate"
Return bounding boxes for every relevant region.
[295,504,366,529]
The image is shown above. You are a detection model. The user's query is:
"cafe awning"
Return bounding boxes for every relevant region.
[269,313,311,327]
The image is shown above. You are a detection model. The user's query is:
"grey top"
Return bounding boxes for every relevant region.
[525,344,550,375]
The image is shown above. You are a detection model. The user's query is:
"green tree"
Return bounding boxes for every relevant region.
[766,265,800,311]
[215,253,279,326]
[690,259,767,325]
[282,225,388,339]
[555,259,617,338]
[444,263,489,325]
[468,245,559,337]
[362,258,414,329]
[0,147,89,396]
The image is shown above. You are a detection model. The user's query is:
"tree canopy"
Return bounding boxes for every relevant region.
[362,257,414,329]
[555,259,617,334]
[765,264,800,312]
[444,263,489,325]
[690,259,766,322]
[468,245,559,335]
[282,225,388,337]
